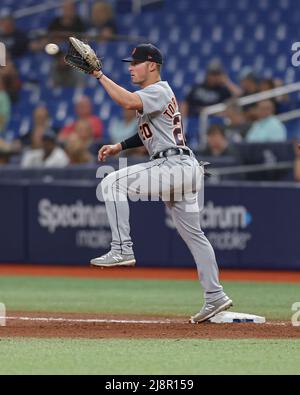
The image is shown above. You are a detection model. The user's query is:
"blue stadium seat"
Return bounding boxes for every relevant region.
[4,0,299,139]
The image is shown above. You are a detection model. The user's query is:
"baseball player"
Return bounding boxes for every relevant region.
[90,43,232,323]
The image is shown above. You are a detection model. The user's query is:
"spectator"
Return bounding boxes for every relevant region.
[0,139,13,164]
[245,100,287,142]
[49,50,85,88]
[239,67,259,96]
[21,105,52,148]
[65,134,94,165]
[67,118,103,158]
[273,78,295,113]
[200,124,237,157]
[181,61,241,117]
[238,67,260,122]
[222,99,251,142]
[73,119,93,145]
[88,1,117,42]
[293,141,300,182]
[259,78,281,114]
[259,78,275,92]
[48,0,87,43]
[0,152,10,165]
[108,109,137,144]
[0,15,29,57]
[21,129,69,168]
[0,56,22,102]
[0,75,11,135]
[59,95,104,142]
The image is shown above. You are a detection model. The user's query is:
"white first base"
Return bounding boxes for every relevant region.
[209,311,266,324]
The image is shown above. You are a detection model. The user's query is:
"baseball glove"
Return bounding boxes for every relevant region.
[64,37,102,74]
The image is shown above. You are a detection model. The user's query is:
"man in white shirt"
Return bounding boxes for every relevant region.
[21,129,69,168]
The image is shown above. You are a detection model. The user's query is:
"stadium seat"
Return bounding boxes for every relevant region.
[4,0,300,139]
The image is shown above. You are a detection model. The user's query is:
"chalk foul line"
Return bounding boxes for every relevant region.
[0,316,291,326]
[4,316,177,324]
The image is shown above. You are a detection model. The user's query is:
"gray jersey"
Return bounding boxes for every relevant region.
[96,83,228,307]
[135,81,187,156]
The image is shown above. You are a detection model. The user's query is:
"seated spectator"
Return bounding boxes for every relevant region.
[73,119,93,146]
[47,0,87,43]
[49,50,85,88]
[258,77,292,115]
[68,118,104,157]
[273,78,295,114]
[200,124,238,157]
[293,141,300,182]
[0,75,11,136]
[88,1,117,42]
[181,61,241,117]
[65,134,94,165]
[222,99,251,142]
[0,56,22,103]
[21,129,69,168]
[0,139,13,164]
[245,100,287,143]
[59,96,104,142]
[238,67,260,121]
[0,151,10,165]
[21,105,52,148]
[108,109,137,144]
[239,67,259,96]
[0,15,29,57]
[259,78,279,113]
[259,78,275,92]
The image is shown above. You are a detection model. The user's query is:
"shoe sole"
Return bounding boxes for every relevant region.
[189,299,233,324]
[90,259,136,268]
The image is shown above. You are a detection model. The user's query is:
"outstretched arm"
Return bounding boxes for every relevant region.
[222,74,242,97]
[64,38,143,110]
[93,71,143,111]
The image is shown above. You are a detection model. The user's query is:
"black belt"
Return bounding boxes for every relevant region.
[151,148,191,160]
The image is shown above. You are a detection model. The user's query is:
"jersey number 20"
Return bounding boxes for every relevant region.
[140,123,153,140]
[173,114,185,146]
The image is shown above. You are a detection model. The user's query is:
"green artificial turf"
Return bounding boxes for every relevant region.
[0,276,299,375]
[0,338,299,375]
[0,276,298,320]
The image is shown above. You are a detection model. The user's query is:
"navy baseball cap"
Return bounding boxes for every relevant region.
[122,43,163,64]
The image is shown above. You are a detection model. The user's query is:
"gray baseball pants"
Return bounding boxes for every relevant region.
[100,154,225,302]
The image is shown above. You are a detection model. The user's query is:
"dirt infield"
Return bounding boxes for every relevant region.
[1,265,300,339]
[1,264,300,283]
[1,312,299,339]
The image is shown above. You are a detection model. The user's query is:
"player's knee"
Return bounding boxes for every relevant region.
[102,170,119,188]
[101,171,118,200]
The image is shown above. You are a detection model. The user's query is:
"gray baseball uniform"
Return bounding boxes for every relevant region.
[100,81,226,303]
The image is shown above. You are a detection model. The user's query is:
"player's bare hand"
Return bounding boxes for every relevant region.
[92,70,102,79]
[98,144,122,161]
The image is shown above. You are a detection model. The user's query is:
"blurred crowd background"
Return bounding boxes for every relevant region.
[0,0,300,182]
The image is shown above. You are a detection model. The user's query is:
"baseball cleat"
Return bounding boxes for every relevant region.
[90,251,136,267]
[189,295,233,324]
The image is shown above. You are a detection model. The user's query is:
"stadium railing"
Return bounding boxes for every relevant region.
[199,81,300,144]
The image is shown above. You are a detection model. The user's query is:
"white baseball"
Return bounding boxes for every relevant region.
[45,43,59,55]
